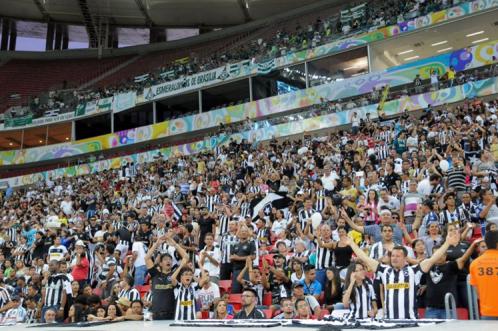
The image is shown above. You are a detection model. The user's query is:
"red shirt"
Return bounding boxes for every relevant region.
[72,257,90,281]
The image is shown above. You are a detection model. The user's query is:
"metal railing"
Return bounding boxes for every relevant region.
[466,274,480,320]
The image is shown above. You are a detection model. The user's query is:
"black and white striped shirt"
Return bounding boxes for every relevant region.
[247,185,261,194]
[439,208,467,227]
[217,214,230,237]
[25,308,38,324]
[0,287,11,310]
[206,195,220,212]
[376,264,423,319]
[315,239,334,270]
[119,288,140,302]
[6,228,18,243]
[220,234,238,264]
[346,279,377,320]
[369,242,388,261]
[99,256,119,281]
[298,208,315,230]
[375,145,389,160]
[431,183,445,195]
[174,284,198,320]
[43,273,69,307]
[240,202,251,217]
[314,189,326,212]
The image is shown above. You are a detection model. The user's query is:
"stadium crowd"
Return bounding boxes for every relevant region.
[14,0,461,120]
[1,89,498,323]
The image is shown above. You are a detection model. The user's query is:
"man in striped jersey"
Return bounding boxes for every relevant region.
[0,284,14,316]
[219,221,239,281]
[41,260,70,322]
[118,275,141,302]
[298,199,315,235]
[345,231,460,319]
[312,179,326,212]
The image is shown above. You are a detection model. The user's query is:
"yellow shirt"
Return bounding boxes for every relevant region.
[340,187,360,208]
[447,69,455,80]
[197,160,206,174]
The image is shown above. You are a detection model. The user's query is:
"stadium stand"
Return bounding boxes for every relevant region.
[0,0,498,327]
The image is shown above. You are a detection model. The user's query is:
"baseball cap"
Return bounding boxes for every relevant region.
[117,297,131,307]
[292,282,304,289]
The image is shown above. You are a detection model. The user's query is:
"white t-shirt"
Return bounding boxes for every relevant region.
[322,172,340,191]
[485,204,498,225]
[60,200,73,216]
[377,196,401,212]
[48,245,68,262]
[201,246,221,277]
[197,283,220,308]
[271,219,288,234]
[132,241,147,267]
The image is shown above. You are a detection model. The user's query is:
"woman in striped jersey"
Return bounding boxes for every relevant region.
[342,261,377,320]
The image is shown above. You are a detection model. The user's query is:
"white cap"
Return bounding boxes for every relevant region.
[102,209,110,215]
[75,240,86,247]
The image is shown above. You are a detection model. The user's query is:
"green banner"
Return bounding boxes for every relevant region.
[4,114,33,128]
[75,103,86,117]
[97,97,112,112]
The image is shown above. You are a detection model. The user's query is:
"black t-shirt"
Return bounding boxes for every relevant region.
[446,242,469,281]
[43,236,54,257]
[32,238,45,260]
[198,217,215,237]
[425,261,459,308]
[234,307,265,319]
[148,267,176,316]
[384,172,401,189]
[231,240,256,270]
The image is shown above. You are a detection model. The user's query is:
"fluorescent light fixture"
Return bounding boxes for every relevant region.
[397,49,414,55]
[437,47,453,53]
[466,31,484,37]
[472,37,489,44]
[431,40,448,46]
[404,55,420,61]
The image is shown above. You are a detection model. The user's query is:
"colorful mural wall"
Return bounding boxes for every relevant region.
[1,39,497,166]
[2,76,498,188]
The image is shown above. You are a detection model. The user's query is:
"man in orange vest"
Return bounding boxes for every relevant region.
[469,230,498,320]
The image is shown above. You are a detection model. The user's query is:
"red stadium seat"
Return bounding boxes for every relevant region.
[228,294,243,311]
[457,308,469,320]
[418,308,425,318]
[263,309,272,318]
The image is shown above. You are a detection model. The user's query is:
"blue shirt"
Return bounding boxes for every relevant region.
[22,229,37,247]
[300,279,322,296]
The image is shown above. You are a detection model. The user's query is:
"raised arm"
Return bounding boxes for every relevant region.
[456,239,481,270]
[342,209,365,234]
[420,231,460,273]
[171,257,189,287]
[145,235,166,269]
[344,237,379,272]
